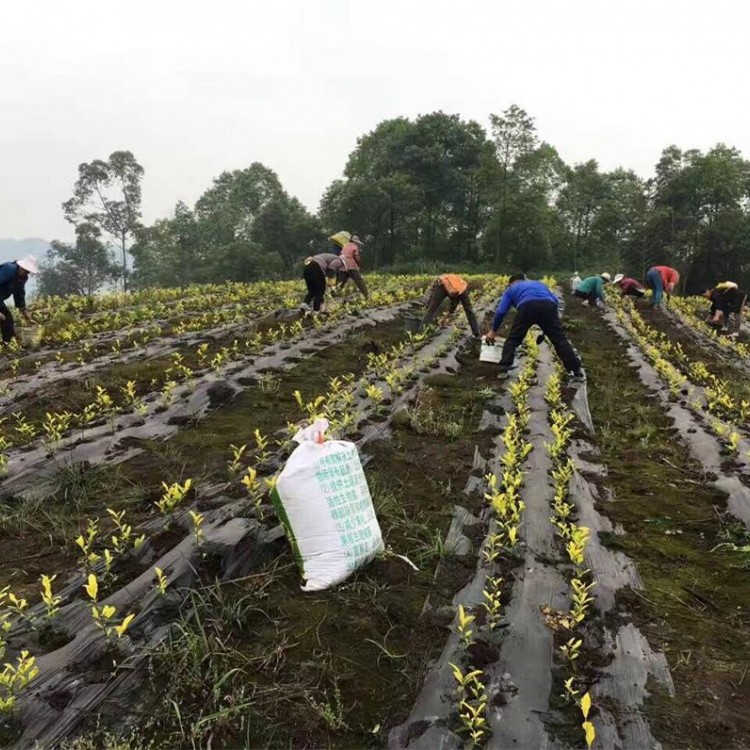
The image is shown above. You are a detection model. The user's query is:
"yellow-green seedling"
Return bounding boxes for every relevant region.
[449,663,484,700]
[254,428,271,464]
[228,443,247,476]
[580,691,596,748]
[459,698,488,746]
[40,574,62,620]
[455,604,475,647]
[189,510,205,546]
[160,380,178,407]
[154,567,168,595]
[293,391,327,421]
[155,479,193,517]
[560,637,583,668]
[482,576,503,630]
[0,651,39,714]
[566,526,591,570]
[84,573,135,645]
[570,577,596,624]
[727,431,741,454]
[561,676,580,704]
[75,518,101,571]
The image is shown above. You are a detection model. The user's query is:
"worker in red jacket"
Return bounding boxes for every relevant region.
[645,265,679,307]
[337,235,369,298]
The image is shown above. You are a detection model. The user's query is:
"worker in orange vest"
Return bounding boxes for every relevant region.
[419,274,480,337]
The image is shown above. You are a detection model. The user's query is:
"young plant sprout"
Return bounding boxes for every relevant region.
[560,637,583,668]
[228,443,247,476]
[189,510,205,546]
[154,567,168,595]
[155,479,193,517]
[482,576,503,630]
[40,574,62,621]
[83,573,134,646]
[76,518,101,572]
[455,604,475,647]
[0,651,39,714]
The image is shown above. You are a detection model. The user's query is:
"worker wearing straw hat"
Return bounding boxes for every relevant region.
[612,274,646,298]
[0,255,38,345]
[337,235,369,298]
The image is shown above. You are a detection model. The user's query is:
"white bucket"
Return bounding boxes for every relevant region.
[479,341,503,364]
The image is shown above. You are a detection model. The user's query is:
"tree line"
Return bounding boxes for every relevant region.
[39,106,750,296]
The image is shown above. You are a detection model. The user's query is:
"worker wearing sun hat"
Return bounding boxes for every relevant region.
[0,255,38,344]
[613,273,646,298]
[573,272,610,308]
[337,235,369,298]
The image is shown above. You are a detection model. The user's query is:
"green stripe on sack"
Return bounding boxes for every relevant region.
[270,487,305,576]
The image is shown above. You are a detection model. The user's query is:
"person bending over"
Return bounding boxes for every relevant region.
[0,255,38,344]
[573,273,611,307]
[419,273,480,337]
[613,274,646,298]
[645,265,679,308]
[485,274,584,380]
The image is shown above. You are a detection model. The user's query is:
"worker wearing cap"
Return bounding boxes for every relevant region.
[645,265,679,308]
[0,255,38,344]
[337,235,369,298]
[420,274,480,337]
[574,273,611,307]
[613,274,646,298]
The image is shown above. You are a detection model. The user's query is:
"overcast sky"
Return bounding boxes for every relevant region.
[1,0,746,241]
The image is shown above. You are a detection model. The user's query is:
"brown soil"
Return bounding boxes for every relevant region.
[567,296,750,750]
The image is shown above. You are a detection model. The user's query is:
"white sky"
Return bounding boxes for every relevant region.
[0,0,746,240]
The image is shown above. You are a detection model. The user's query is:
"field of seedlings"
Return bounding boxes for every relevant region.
[2,274,750,750]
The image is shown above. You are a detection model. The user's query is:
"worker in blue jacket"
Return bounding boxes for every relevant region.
[485,274,584,380]
[0,255,38,344]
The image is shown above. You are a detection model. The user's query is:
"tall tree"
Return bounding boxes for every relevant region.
[38,223,116,297]
[556,160,610,270]
[63,151,144,290]
[488,105,539,264]
[131,163,318,286]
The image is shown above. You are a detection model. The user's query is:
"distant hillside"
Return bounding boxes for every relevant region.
[0,238,50,265]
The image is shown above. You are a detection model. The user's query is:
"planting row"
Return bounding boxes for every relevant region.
[1,290,500,747]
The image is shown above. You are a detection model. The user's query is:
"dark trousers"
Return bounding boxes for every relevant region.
[303,263,327,311]
[500,300,581,372]
[0,301,15,343]
[574,289,598,306]
[338,269,369,298]
[420,283,480,336]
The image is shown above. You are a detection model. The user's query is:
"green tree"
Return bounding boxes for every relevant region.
[483,140,567,270]
[556,160,610,271]
[38,224,117,297]
[593,169,649,274]
[62,151,144,290]
[130,202,205,287]
[487,105,539,265]
[324,112,493,266]
[132,163,317,286]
